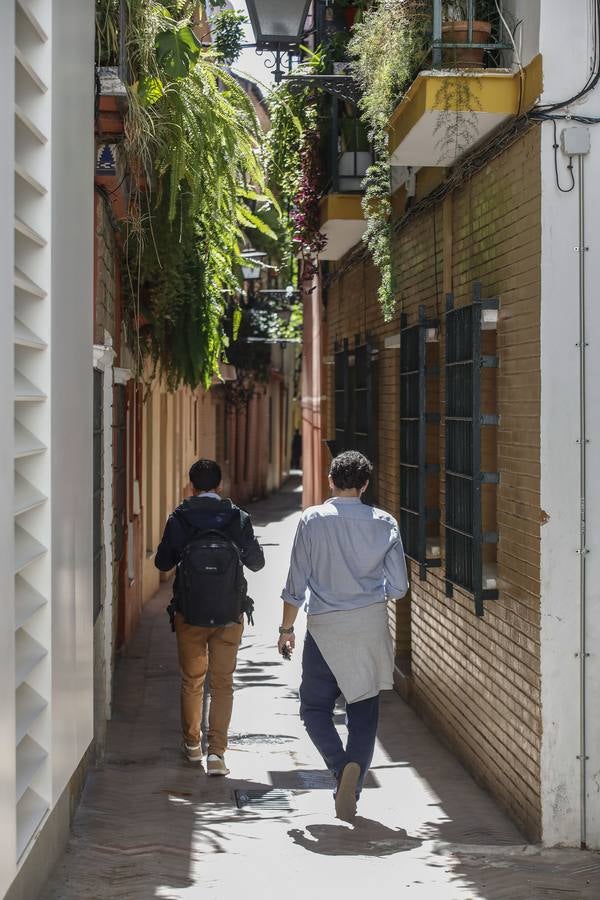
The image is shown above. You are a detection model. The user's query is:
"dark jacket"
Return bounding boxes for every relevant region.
[155,496,265,579]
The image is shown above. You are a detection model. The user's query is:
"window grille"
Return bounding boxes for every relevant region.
[399,309,440,579]
[331,338,377,500]
[353,343,374,459]
[334,339,350,452]
[333,339,376,456]
[445,284,499,616]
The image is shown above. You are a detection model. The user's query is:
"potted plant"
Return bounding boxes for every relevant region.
[335,0,369,30]
[328,30,353,73]
[441,1,497,67]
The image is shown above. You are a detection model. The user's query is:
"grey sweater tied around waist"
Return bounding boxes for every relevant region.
[307,601,394,704]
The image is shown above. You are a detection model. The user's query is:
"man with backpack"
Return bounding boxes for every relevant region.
[155,458,264,775]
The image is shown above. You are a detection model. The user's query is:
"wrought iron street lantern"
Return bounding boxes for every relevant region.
[245,0,312,81]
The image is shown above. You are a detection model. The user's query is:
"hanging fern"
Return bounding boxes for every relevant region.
[126,190,227,390]
[96,0,278,389]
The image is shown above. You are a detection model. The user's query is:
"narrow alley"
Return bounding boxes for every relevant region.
[5,3,600,898]
[40,480,599,900]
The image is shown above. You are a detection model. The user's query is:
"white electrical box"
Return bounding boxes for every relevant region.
[560,126,591,156]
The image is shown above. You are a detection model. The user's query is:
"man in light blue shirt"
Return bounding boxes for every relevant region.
[278,451,408,822]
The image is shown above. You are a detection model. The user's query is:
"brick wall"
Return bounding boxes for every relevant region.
[325,126,542,839]
[94,196,117,345]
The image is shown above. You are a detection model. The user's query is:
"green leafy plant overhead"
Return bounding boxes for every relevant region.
[264,49,327,282]
[348,0,431,320]
[95,0,279,390]
[349,0,430,136]
[211,9,248,65]
[155,22,199,77]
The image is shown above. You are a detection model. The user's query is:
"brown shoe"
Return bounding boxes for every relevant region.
[207,754,230,776]
[182,742,203,763]
[335,762,361,823]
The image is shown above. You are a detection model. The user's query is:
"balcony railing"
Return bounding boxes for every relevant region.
[431,0,512,68]
[323,96,374,194]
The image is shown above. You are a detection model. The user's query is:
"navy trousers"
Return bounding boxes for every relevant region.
[299,631,379,793]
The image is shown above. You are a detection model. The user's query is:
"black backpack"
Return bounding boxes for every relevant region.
[175,529,249,628]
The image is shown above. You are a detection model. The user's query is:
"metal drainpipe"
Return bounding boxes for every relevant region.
[577,152,588,850]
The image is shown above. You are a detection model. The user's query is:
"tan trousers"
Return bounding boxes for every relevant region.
[175,613,243,756]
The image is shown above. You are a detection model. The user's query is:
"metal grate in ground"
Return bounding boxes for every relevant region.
[234,789,296,812]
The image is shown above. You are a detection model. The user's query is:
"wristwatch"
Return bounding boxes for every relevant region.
[278,626,294,635]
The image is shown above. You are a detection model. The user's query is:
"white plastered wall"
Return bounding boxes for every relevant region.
[49,0,95,805]
[539,0,600,848]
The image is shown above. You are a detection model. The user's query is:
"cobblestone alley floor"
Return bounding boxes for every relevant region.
[42,479,600,900]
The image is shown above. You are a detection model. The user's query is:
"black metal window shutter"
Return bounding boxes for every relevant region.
[334,339,351,452]
[444,284,499,616]
[353,341,376,462]
[399,309,440,579]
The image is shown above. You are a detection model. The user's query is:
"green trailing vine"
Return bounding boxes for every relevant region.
[95,0,278,390]
[348,0,431,320]
[292,127,328,282]
[264,50,326,284]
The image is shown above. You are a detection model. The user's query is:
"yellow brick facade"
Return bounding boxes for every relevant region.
[325,126,542,839]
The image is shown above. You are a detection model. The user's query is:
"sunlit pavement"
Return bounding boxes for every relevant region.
[42,478,600,899]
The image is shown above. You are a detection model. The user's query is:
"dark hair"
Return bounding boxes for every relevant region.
[329,451,373,491]
[189,459,222,492]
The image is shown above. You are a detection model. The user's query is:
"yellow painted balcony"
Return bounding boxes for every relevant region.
[388,54,543,168]
[319,194,366,261]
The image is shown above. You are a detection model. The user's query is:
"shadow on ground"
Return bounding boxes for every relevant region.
[246,474,302,527]
[288,818,422,857]
[40,483,600,900]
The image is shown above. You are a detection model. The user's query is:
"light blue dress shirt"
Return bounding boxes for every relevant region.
[282,498,409,615]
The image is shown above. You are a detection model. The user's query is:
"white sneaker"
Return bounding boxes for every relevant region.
[182,742,203,763]
[207,754,230,776]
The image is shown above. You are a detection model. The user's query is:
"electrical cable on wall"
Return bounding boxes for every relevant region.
[534,0,600,113]
[552,119,576,193]
[527,1,600,191]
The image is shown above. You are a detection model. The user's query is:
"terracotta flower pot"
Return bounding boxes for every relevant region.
[344,6,358,28]
[442,20,492,68]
